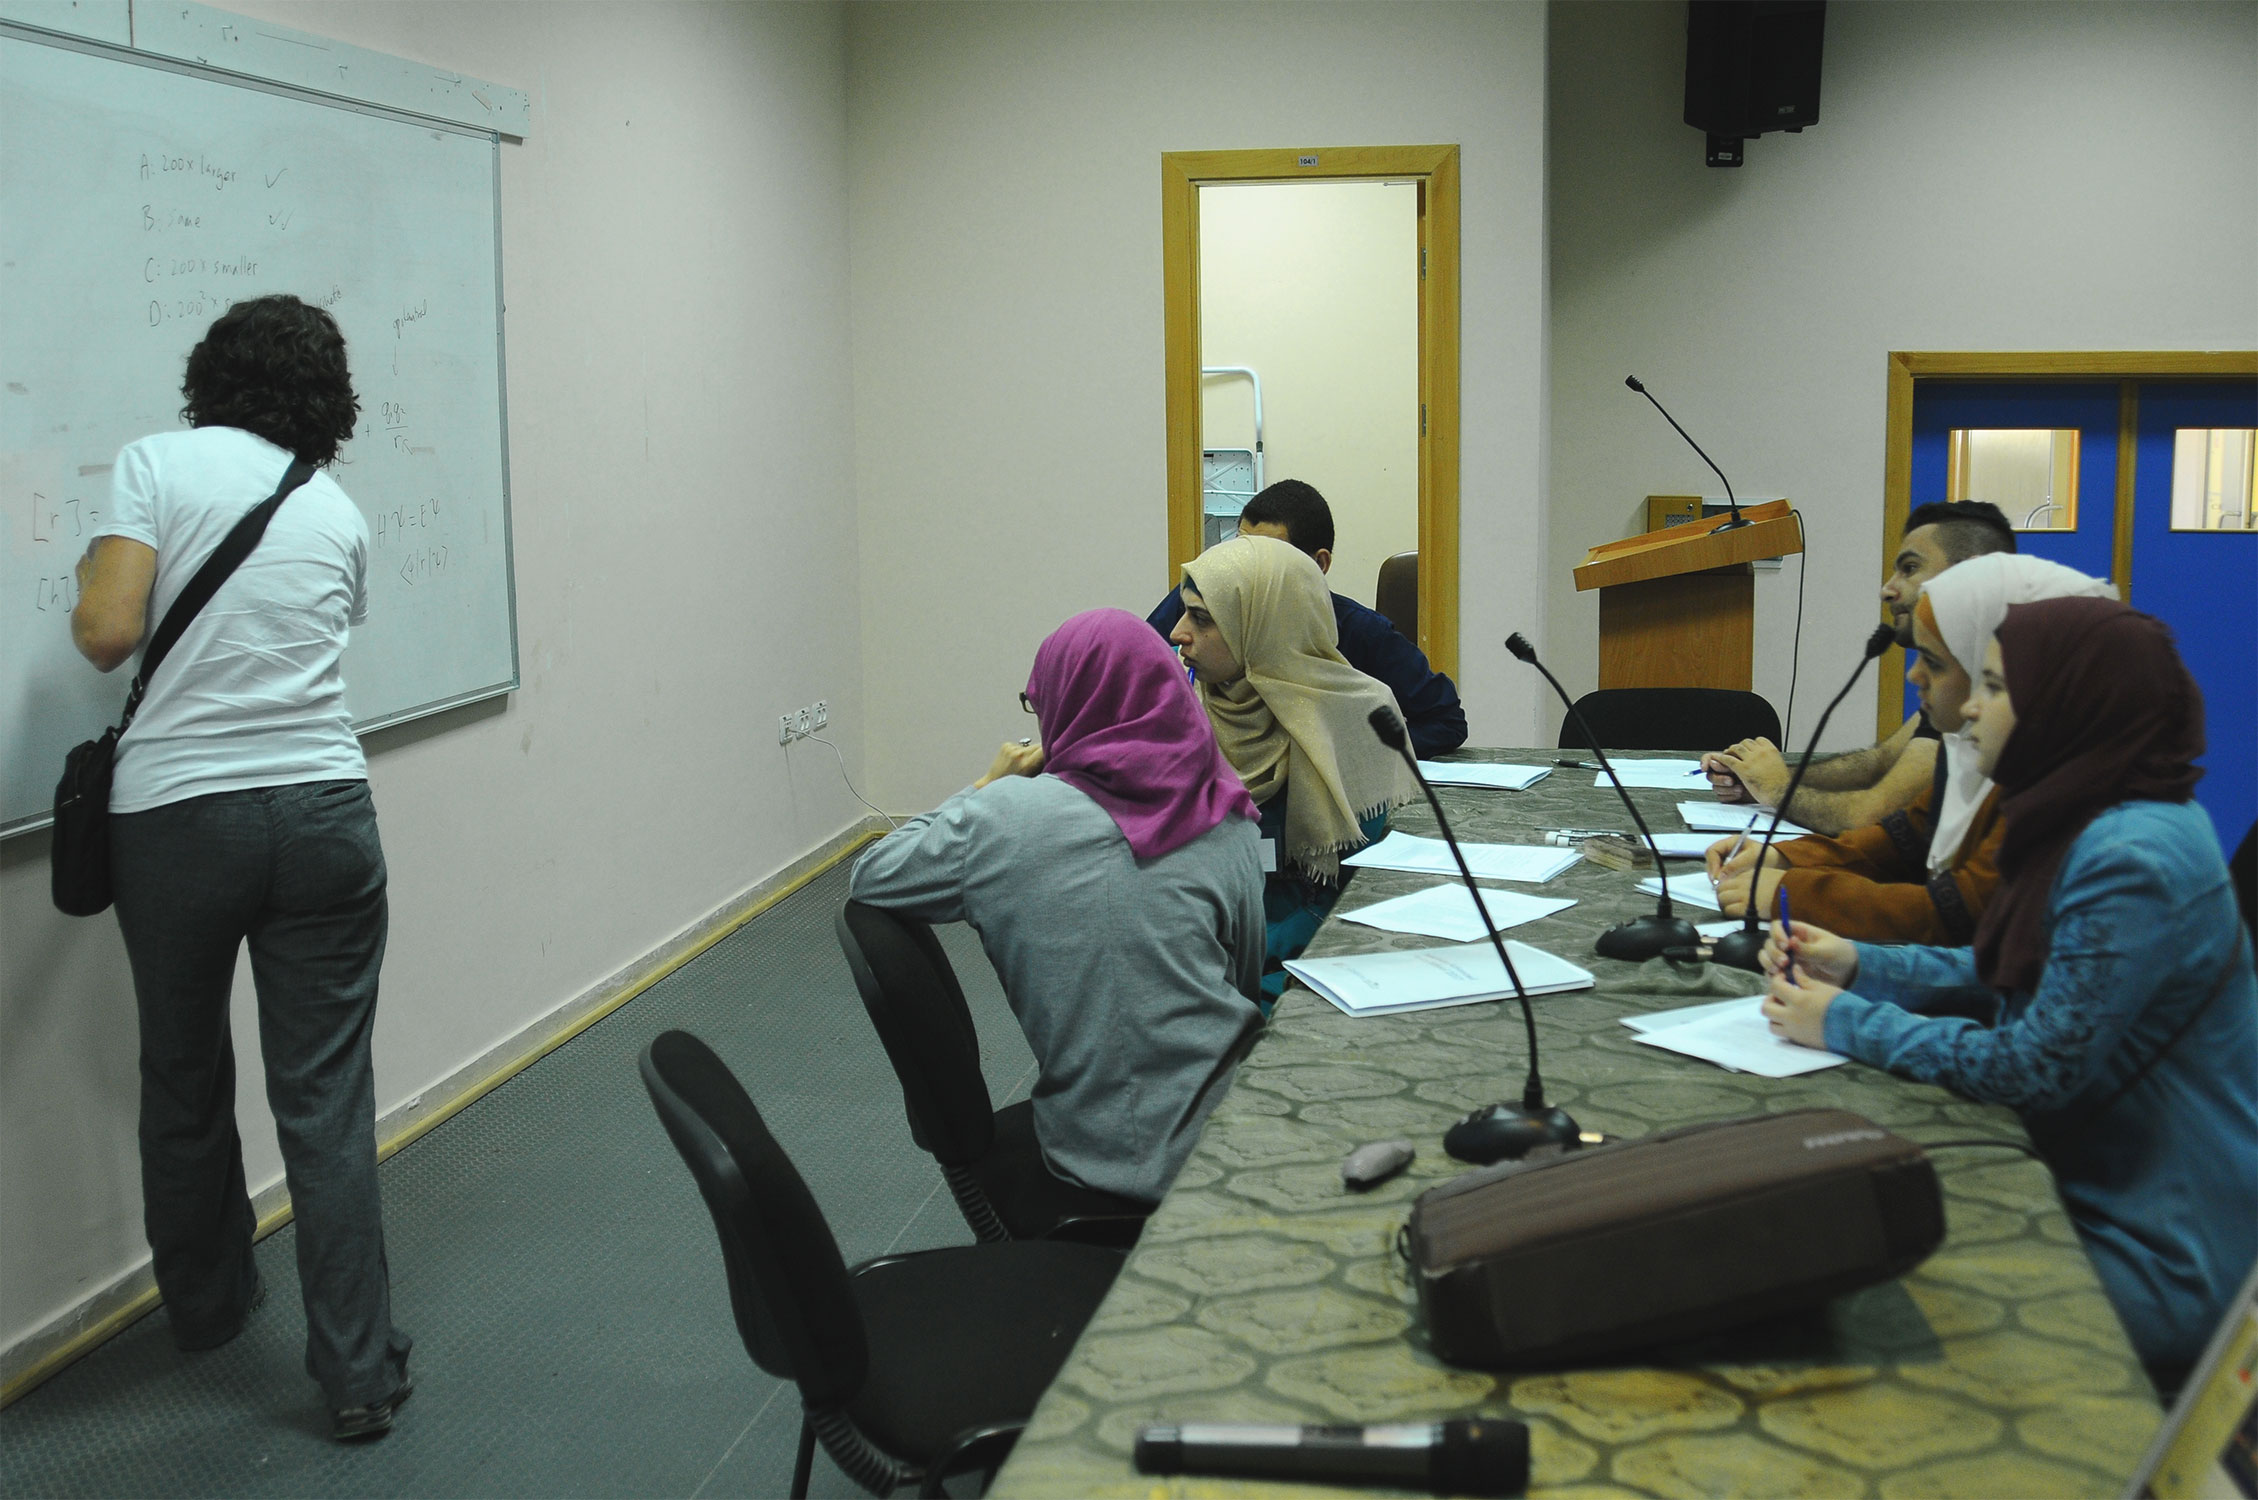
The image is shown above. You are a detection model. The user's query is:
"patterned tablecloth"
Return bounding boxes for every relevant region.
[991,751,2163,1500]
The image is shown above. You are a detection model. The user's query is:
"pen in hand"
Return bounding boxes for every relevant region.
[1712,826,1749,888]
[1777,887,1796,984]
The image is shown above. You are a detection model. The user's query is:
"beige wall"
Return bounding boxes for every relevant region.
[1548,0,2258,749]
[847,0,1552,815]
[0,0,866,1357]
[1199,181,1419,608]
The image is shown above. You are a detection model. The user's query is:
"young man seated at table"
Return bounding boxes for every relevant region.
[1170,534,1416,1002]
[1710,554,2115,942]
[1149,479,1466,759]
[1702,500,2016,835]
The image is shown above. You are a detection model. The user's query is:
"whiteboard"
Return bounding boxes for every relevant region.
[0,24,515,834]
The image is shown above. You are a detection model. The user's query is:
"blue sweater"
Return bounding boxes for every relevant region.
[1148,587,1467,759]
[1824,800,2258,1374]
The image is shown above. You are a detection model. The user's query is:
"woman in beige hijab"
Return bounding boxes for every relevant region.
[1170,534,1416,1001]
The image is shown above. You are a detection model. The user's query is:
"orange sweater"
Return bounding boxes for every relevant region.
[1772,776,2003,944]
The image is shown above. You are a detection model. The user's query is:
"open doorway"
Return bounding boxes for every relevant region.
[1197,181,1419,608]
[1162,146,1460,676]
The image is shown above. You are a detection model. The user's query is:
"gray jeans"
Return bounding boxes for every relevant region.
[110,779,411,1409]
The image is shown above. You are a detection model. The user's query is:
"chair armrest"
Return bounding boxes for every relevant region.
[920,1420,1024,1498]
[1044,1214,1145,1251]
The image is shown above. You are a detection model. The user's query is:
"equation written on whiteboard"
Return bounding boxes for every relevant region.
[21,491,98,617]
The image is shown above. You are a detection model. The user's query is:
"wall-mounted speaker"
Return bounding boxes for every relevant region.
[1684,0,1826,168]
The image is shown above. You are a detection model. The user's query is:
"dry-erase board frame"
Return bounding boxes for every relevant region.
[1,20,518,836]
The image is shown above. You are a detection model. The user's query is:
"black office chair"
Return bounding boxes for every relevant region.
[2231,821,2255,944]
[1558,688,1782,753]
[835,901,1149,1245]
[1375,551,1418,641]
[639,1030,1124,1500]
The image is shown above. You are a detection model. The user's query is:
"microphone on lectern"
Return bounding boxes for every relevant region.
[1711,623,1899,973]
[1506,634,1700,962]
[1370,707,1578,1161]
[1626,375,1749,532]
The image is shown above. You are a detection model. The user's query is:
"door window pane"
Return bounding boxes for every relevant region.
[2170,428,2258,532]
[1946,428,2080,531]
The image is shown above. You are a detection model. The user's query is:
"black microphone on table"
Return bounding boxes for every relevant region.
[1710,622,1899,974]
[1626,374,1749,532]
[1136,1417,1530,1497]
[1370,707,1579,1162]
[1505,634,1699,962]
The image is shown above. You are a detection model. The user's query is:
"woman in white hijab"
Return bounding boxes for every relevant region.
[1170,534,1416,1001]
[1714,551,2113,942]
[1921,553,2117,875]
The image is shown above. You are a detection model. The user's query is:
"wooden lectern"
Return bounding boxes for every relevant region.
[1572,499,1803,690]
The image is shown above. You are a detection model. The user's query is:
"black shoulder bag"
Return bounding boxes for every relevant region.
[52,459,316,915]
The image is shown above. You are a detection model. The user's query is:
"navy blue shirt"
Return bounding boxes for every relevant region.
[1148,587,1467,759]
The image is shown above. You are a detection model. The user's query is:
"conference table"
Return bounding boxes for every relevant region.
[990,751,2162,1499]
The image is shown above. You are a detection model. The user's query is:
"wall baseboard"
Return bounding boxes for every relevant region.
[0,815,886,1408]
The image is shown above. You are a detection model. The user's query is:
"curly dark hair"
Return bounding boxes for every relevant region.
[180,294,359,464]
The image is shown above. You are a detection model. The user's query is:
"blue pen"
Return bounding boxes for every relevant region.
[1777,886,1796,983]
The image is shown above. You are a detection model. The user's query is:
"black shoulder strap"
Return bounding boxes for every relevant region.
[120,457,316,728]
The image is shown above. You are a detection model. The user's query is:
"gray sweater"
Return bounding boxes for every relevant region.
[849,774,1264,1204]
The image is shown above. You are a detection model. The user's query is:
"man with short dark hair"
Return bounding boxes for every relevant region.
[1702,500,2016,834]
[1148,480,1466,757]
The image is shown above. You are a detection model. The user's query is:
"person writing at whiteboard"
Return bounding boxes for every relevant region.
[70,295,413,1441]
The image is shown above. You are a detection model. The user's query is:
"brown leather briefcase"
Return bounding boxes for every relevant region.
[1405,1108,1945,1367]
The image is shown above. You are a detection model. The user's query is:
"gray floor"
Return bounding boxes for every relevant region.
[0,859,1038,1498]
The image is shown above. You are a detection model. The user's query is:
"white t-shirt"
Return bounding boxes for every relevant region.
[96,426,370,812]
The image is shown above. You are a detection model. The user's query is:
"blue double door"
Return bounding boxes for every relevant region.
[1909,379,2257,854]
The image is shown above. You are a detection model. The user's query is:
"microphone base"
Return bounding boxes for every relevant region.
[1709,925,1769,974]
[1710,513,1753,532]
[1594,914,1702,963]
[1444,1103,1584,1165]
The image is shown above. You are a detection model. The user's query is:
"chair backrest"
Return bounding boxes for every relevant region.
[1375,551,1418,641]
[1560,688,1782,753]
[835,901,997,1165]
[639,1029,868,1407]
[2232,821,2256,945]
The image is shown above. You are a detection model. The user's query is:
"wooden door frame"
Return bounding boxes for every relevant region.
[1163,145,1460,677]
[1877,349,2258,738]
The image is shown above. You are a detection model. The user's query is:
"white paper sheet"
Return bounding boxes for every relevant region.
[1284,940,1596,1017]
[1676,802,1814,837]
[1696,918,1753,939]
[1618,995,1763,1034]
[1594,758,1709,789]
[1649,832,1726,859]
[1417,761,1552,791]
[1626,997,1848,1076]
[1336,884,1577,943]
[1342,832,1581,883]
[1634,874,1725,912]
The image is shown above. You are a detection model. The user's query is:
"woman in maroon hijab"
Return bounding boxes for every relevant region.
[851,609,1264,1206]
[1759,598,2257,1390]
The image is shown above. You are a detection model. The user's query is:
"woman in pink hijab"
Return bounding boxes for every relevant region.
[851,609,1265,1206]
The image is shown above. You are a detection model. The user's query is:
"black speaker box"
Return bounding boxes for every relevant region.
[1684,1,1826,141]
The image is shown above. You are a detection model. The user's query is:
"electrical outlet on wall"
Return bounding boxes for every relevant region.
[779,699,830,745]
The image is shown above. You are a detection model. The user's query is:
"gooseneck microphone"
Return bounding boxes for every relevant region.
[1626,375,1748,532]
[1506,634,1699,962]
[1711,623,1899,974]
[1136,1418,1530,1497]
[1370,707,1578,1161]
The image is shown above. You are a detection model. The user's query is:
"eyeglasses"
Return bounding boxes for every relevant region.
[1019,692,1036,715]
